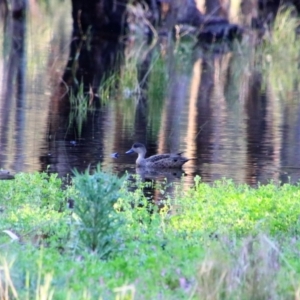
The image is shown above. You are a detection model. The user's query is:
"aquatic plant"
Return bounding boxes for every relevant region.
[68,82,95,137]
[98,73,118,104]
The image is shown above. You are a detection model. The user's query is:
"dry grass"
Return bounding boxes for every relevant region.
[194,235,291,300]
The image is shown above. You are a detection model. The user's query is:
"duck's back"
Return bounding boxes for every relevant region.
[145,153,189,168]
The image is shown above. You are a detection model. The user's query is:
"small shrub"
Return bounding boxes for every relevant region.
[72,165,125,258]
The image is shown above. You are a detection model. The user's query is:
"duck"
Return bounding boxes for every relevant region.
[125,142,189,168]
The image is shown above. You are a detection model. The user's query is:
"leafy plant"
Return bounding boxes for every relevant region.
[171,177,300,237]
[72,165,125,258]
[0,172,72,247]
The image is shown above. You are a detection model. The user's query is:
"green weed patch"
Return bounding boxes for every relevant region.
[1,171,300,299]
[171,178,300,236]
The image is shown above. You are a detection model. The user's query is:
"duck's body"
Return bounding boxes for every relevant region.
[126,143,189,168]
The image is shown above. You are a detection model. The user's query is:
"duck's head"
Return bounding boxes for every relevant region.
[125,143,147,156]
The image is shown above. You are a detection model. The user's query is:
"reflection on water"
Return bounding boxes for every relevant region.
[1,4,300,195]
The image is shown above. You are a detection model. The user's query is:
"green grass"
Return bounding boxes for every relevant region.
[1,169,300,299]
[68,83,95,137]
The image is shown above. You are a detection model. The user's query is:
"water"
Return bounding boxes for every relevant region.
[1,4,300,189]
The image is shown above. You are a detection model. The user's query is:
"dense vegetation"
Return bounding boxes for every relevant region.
[1,168,300,299]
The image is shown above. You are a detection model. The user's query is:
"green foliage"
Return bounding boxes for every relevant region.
[0,172,72,247]
[0,172,65,209]
[72,165,125,258]
[171,177,300,236]
[2,172,300,298]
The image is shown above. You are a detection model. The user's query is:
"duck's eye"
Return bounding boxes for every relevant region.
[133,144,138,148]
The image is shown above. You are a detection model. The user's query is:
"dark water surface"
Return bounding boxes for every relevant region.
[1,6,300,191]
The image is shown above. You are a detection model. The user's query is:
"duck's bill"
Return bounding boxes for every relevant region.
[125,149,134,154]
